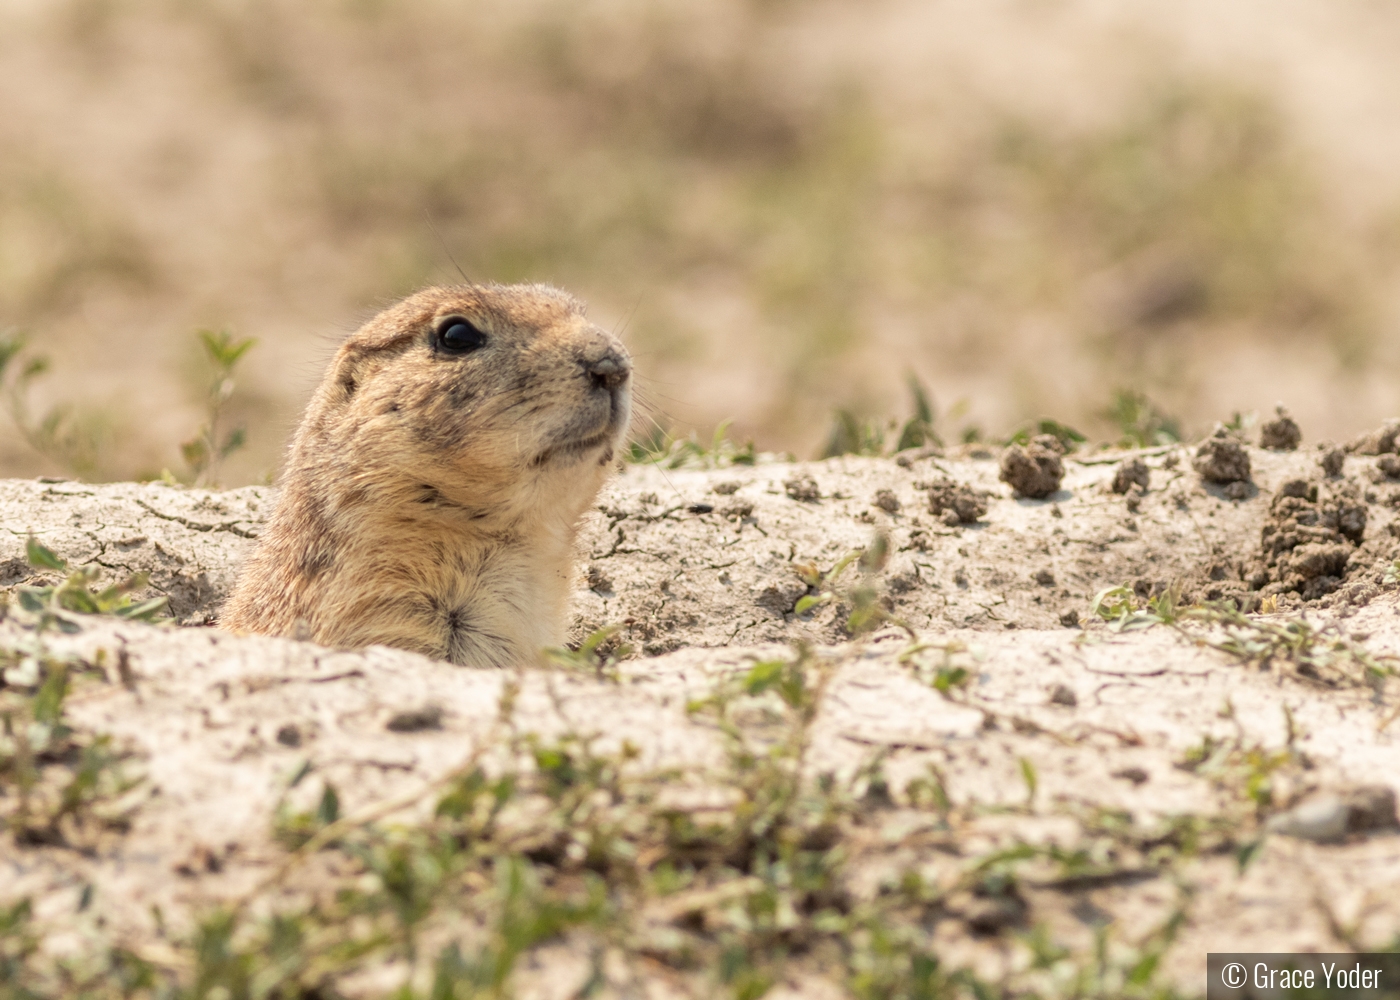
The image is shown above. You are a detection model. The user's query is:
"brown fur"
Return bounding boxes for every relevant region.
[220,283,632,666]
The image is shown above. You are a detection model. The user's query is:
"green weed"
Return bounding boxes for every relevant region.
[1,539,157,849]
[0,329,117,480]
[1089,584,1394,689]
[793,533,906,637]
[1105,390,1182,448]
[898,638,979,695]
[1177,703,1309,822]
[179,328,256,487]
[542,624,631,682]
[1186,606,1394,689]
[1006,418,1087,453]
[625,419,758,469]
[11,536,168,634]
[820,374,941,459]
[0,634,1208,998]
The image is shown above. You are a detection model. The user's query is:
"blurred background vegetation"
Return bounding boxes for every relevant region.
[3,0,1400,483]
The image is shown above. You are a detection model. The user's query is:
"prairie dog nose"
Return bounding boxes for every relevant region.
[582,348,632,392]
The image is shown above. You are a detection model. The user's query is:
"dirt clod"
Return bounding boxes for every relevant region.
[872,489,900,513]
[1320,444,1346,478]
[1059,608,1080,628]
[1343,785,1399,832]
[998,436,1065,499]
[1193,434,1251,484]
[1348,420,1400,455]
[385,705,444,733]
[784,473,821,502]
[959,889,1027,935]
[711,481,741,495]
[1113,767,1149,785]
[922,478,989,524]
[1285,542,1352,580]
[1111,458,1150,494]
[1259,406,1302,451]
[1048,683,1077,706]
[1246,481,1371,601]
[1379,456,1400,480]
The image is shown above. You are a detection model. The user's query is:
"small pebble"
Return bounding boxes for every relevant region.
[1048,683,1077,707]
[387,705,444,733]
[1267,795,1348,843]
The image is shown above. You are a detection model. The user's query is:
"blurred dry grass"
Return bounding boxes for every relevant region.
[3,0,1400,482]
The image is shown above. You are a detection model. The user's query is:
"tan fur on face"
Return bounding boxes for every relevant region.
[220,283,632,666]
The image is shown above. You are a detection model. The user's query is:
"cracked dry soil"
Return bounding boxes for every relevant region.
[7,437,1400,995]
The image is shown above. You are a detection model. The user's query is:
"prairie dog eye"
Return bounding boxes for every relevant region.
[436,317,488,354]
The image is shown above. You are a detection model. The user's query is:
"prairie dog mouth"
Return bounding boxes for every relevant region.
[532,397,627,468]
[529,379,630,469]
[531,428,615,468]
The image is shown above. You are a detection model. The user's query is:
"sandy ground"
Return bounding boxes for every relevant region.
[5,441,1400,995]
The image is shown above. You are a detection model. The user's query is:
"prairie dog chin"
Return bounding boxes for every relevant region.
[220,282,632,666]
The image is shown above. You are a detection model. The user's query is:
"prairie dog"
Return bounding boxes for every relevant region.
[221,283,632,666]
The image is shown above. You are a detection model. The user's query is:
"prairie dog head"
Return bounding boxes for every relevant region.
[294,283,632,519]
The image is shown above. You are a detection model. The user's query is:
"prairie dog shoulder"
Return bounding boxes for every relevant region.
[221,282,632,666]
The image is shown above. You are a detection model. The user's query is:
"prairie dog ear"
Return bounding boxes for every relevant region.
[323,351,365,407]
[345,296,439,353]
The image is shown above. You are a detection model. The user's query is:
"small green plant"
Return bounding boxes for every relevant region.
[792,533,905,637]
[899,637,979,694]
[1089,583,1394,690]
[2,538,156,844]
[12,537,167,634]
[1177,720,1300,817]
[1185,605,1394,689]
[542,624,630,681]
[1019,757,1039,807]
[1106,389,1182,448]
[1,560,149,849]
[820,409,888,458]
[820,373,942,459]
[181,328,256,487]
[1089,584,1182,633]
[0,330,115,479]
[625,418,757,469]
[1220,410,1256,439]
[1006,417,1087,453]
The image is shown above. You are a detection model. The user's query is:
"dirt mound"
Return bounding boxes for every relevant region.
[1111,456,1151,494]
[1192,432,1252,486]
[998,434,1066,499]
[1246,479,1375,602]
[918,476,990,525]
[6,433,1400,996]
[0,479,261,622]
[1260,406,1303,451]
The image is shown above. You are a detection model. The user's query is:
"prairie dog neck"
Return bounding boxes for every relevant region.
[272,470,589,665]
